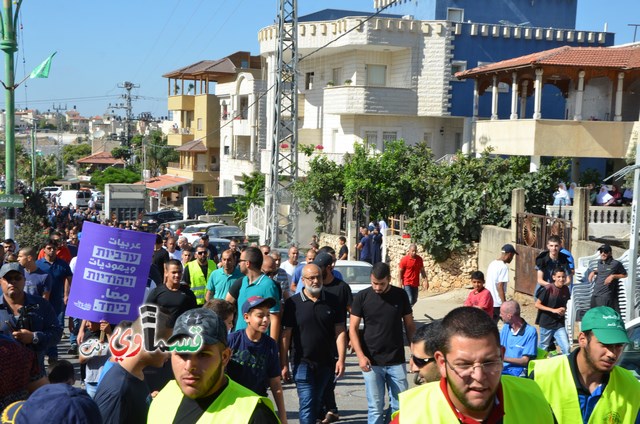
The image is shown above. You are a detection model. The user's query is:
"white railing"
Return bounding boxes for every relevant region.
[546,206,631,225]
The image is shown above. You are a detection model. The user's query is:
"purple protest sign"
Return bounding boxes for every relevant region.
[66,222,157,322]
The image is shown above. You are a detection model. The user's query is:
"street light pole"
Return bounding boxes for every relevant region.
[1,0,21,239]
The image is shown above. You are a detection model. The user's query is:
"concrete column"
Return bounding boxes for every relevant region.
[510,72,518,119]
[520,80,529,118]
[572,187,589,248]
[533,68,543,119]
[347,219,357,261]
[530,155,541,172]
[248,93,256,161]
[574,70,585,120]
[491,75,499,120]
[472,79,479,121]
[511,188,526,244]
[614,72,624,121]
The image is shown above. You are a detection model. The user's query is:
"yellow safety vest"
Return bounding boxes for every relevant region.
[147,378,278,424]
[530,355,640,424]
[186,259,216,305]
[397,376,554,423]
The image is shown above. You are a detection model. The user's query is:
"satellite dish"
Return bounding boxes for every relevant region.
[92,130,105,139]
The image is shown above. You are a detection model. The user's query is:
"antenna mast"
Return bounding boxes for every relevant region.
[265,0,299,248]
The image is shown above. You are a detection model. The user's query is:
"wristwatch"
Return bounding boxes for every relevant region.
[32,333,39,345]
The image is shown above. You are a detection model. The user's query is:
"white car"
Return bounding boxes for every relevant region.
[41,186,61,198]
[181,222,224,245]
[334,260,373,295]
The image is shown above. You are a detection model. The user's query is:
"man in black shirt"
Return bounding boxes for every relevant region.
[147,308,279,423]
[312,252,353,424]
[588,244,627,313]
[349,262,415,424]
[146,259,197,326]
[281,263,347,424]
[534,235,570,299]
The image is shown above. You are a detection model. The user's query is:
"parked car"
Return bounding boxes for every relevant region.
[620,317,640,381]
[164,219,205,237]
[41,186,61,198]
[140,210,183,233]
[181,222,225,245]
[206,225,246,242]
[334,260,373,295]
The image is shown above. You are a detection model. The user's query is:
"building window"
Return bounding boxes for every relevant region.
[447,8,464,23]
[366,65,386,86]
[382,131,398,150]
[239,96,249,119]
[193,184,205,196]
[305,72,315,90]
[423,132,433,149]
[221,102,228,120]
[455,132,463,151]
[224,146,230,155]
[451,61,467,80]
[332,68,342,85]
[197,118,203,131]
[364,131,378,150]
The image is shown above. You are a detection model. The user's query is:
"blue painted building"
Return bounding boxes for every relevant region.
[377,0,615,119]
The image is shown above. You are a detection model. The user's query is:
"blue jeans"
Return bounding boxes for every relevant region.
[294,361,333,424]
[362,364,408,424]
[539,326,570,355]
[403,286,418,306]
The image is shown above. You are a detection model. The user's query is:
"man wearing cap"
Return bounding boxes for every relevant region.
[529,306,640,423]
[486,244,517,322]
[0,263,62,378]
[147,308,279,423]
[535,235,571,299]
[588,244,627,312]
[183,244,217,305]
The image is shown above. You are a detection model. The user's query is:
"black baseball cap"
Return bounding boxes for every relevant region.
[597,244,612,254]
[312,252,334,269]
[168,308,227,347]
[501,244,518,255]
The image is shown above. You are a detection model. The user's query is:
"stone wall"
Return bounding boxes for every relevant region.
[320,232,479,291]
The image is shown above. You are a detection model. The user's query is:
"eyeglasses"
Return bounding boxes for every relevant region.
[411,354,436,368]
[444,358,503,378]
[196,251,207,255]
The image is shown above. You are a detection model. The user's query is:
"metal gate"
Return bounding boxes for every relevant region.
[515,213,572,295]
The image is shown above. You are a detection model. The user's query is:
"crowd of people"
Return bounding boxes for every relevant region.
[0,201,639,423]
[553,182,633,207]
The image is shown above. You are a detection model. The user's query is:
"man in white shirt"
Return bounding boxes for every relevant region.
[486,244,517,322]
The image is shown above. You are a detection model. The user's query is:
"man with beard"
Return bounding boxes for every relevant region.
[205,249,242,301]
[281,264,347,424]
[409,320,443,385]
[395,307,554,423]
[349,262,415,424]
[529,306,640,423]
[147,308,279,423]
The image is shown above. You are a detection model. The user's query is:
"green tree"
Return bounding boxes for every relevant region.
[203,196,217,215]
[293,155,344,232]
[90,167,140,191]
[144,130,178,177]
[230,172,265,226]
[62,143,92,164]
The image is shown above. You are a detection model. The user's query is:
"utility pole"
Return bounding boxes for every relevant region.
[1,0,21,239]
[265,0,299,248]
[30,120,36,191]
[52,103,67,178]
[109,81,139,148]
[629,24,640,42]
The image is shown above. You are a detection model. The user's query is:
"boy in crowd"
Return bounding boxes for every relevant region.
[535,268,571,355]
[226,296,287,424]
[463,271,493,316]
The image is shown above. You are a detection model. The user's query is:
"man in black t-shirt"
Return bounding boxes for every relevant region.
[349,262,415,424]
[588,244,627,313]
[534,235,570,299]
[281,263,347,424]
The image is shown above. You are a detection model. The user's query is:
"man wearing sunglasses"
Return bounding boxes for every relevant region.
[183,246,216,305]
[409,320,443,385]
[395,307,554,423]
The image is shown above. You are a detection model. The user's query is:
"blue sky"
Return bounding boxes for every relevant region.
[4,0,638,118]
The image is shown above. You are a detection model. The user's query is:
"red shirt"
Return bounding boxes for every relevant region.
[463,287,494,316]
[399,255,424,288]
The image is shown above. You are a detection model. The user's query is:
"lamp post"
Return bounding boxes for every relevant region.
[1,0,21,239]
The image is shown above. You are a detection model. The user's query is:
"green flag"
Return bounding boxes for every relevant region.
[29,52,56,79]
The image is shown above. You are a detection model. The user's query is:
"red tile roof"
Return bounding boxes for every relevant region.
[457,45,640,78]
[136,174,192,190]
[76,151,125,165]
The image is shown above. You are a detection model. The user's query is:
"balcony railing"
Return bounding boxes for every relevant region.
[546,205,631,225]
[170,127,191,135]
[166,162,220,172]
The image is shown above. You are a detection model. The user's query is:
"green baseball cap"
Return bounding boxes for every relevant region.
[582,306,630,344]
